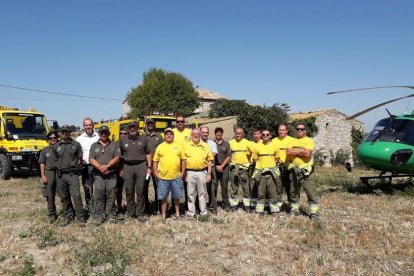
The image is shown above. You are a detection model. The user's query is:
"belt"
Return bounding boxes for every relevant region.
[187,168,207,172]
[45,167,57,171]
[59,167,83,174]
[124,160,146,165]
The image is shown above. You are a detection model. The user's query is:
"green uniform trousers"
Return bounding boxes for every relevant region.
[229,167,250,207]
[44,169,59,219]
[94,173,117,221]
[255,172,283,213]
[281,168,292,202]
[215,166,230,207]
[57,173,85,221]
[290,171,318,205]
[123,162,147,218]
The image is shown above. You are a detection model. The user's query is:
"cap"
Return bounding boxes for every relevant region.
[146,118,155,124]
[164,128,174,134]
[128,121,138,127]
[98,125,110,133]
[60,125,71,132]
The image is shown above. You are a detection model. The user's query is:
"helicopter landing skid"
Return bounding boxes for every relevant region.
[360,173,414,185]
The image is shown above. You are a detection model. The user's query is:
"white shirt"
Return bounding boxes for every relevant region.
[76,132,99,164]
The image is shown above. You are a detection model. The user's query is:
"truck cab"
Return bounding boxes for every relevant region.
[0,106,50,179]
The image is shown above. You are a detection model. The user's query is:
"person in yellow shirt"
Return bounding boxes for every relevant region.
[229,128,252,211]
[184,129,214,218]
[286,123,318,219]
[249,128,262,211]
[272,123,296,202]
[153,128,186,221]
[172,115,192,208]
[251,129,281,215]
[172,115,192,146]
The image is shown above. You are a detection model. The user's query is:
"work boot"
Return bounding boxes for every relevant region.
[230,206,238,212]
[255,211,264,217]
[309,213,319,220]
[59,219,71,227]
[48,216,57,224]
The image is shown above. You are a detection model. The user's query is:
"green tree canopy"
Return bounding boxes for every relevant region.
[126,68,200,117]
[208,99,250,118]
[289,116,318,138]
[236,103,290,139]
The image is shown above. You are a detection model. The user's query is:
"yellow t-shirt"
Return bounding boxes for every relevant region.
[172,128,192,146]
[290,136,314,166]
[229,138,252,165]
[184,141,214,170]
[249,140,262,163]
[272,135,295,163]
[252,141,279,169]
[153,142,185,180]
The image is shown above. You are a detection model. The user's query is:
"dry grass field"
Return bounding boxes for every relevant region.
[1,167,414,275]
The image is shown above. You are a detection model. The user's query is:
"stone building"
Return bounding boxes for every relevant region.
[289,108,364,166]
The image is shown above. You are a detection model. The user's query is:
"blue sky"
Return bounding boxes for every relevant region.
[1,1,414,131]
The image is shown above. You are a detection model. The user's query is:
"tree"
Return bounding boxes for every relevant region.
[126,68,200,117]
[289,116,318,138]
[208,99,250,118]
[351,126,365,167]
[236,103,290,139]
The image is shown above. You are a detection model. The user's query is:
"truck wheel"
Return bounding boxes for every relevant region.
[0,154,12,180]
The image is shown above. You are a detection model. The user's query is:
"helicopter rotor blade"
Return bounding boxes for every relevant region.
[347,94,414,120]
[327,85,414,95]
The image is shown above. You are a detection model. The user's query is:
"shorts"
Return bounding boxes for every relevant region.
[157,177,184,200]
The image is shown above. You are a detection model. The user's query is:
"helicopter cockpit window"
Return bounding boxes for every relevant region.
[365,118,414,146]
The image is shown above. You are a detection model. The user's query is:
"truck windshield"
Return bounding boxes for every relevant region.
[3,113,48,139]
[364,117,414,146]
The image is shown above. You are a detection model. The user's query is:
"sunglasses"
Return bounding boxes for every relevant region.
[296,128,306,131]
[262,133,270,137]
[176,120,185,123]
[49,137,57,140]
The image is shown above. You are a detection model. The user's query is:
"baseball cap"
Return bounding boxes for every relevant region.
[164,128,174,134]
[60,125,71,132]
[146,118,155,124]
[98,125,110,133]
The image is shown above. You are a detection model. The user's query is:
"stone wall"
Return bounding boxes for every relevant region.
[312,110,364,166]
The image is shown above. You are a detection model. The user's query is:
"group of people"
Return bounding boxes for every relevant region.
[38,115,319,227]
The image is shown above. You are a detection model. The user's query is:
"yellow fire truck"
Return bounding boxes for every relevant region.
[94,115,198,142]
[0,106,54,179]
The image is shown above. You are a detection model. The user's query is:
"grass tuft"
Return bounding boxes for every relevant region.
[13,256,35,276]
[73,228,130,275]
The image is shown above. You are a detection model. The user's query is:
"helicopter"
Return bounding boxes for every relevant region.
[328,85,414,183]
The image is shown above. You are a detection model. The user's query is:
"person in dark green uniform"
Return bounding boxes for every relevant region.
[144,118,163,214]
[39,131,59,223]
[119,121,152,221]
[89,126,121,225]
[54,125,85,227]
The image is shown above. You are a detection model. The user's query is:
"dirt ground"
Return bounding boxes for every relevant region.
[0,167,413,275]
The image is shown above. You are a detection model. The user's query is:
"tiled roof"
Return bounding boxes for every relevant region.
[289,108,334,120]
[196,88,227,100]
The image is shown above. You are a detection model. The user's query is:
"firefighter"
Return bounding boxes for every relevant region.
[251,129,281,215]
[249,128,262,211]
[286,122,319,219]
[54,125,85,227]
[272,123,296,202]
[144,118,163,214]
[38,131,59,223]
[89,126,121,225]
[119,121,152,222]
[228,128,252,211]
